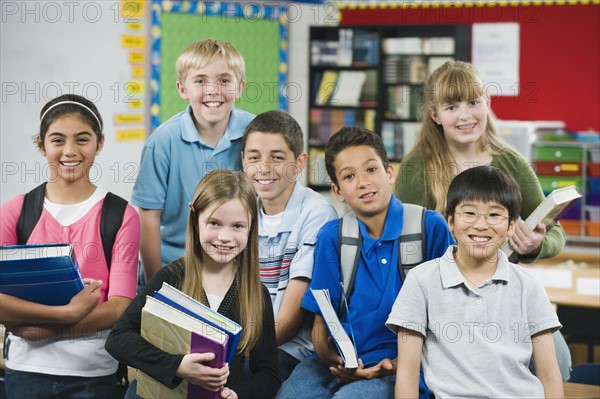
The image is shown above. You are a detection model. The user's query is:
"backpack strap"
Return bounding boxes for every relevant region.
[16,185,127,272]
[338,212,361,318]
[337,204,426,318]
[100,192,128,271]
[16,183,47,245]
[397,203,426,282]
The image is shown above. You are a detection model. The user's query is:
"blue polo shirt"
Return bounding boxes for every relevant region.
[132,106,255,265]
[302,194,454,366]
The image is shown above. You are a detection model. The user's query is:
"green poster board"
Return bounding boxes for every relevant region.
[150,1,288,129]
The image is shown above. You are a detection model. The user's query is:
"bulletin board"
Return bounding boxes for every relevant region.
[340,2,600,132]
[150,0,288,129]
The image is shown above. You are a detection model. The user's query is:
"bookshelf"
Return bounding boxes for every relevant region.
[307,25,470,189]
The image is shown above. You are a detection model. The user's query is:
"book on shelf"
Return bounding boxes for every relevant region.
[338,28,353,66]
[153,282,242,365]
[311,288,358,369]
[386,85,422,120]
[138,295,229,399]
[358,70,378,107]
[352,30,379,67]
[329,71,367,107]
[0,243,84,306]
[502,186,582,257]
[311,40,339,66]
[315,70,338,105]
[308,147,330,187]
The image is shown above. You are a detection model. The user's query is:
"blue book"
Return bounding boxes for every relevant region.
[153,282,242,365]
[0,243,84,306]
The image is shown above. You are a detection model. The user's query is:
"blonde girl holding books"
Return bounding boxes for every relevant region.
[0,94,141,398]
[393,60,571,379]
[106,169,280,399]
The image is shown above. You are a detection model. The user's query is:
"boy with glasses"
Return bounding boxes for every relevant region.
[387,165,563,398]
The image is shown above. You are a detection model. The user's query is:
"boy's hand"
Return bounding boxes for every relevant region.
[176,353,229,391]
[330,358,396,383]
[319,336,344,369]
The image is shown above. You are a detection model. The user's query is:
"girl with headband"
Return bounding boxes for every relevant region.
[0,94,140,398]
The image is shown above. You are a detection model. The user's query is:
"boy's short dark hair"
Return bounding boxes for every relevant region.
[325,126,389,187]
[446,165,522,221]
[242,110,304,158]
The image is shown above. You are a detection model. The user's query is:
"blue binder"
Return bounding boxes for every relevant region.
[0,243,84,306]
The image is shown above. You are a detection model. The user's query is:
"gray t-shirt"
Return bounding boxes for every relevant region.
[386,246,561,398]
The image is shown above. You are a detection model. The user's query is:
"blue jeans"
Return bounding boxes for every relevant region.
[4,369,116,399]
[529,330,572,381]
[276,355,397,399]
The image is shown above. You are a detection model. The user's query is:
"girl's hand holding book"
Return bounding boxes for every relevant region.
[63,279,102,323]
[177,352,230,392]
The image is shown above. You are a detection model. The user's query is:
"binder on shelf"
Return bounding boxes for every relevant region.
[153,282,242,365]
[502,186,582,257]
[0,243,84,306]
[311,288,358,369]
[138,295,228,399]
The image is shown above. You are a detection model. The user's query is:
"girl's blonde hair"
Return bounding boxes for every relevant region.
[182,169,262,354]
[409,60,509,213]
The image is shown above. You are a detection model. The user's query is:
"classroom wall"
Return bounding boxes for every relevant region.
[0,1,336,204]
[340,2,600,132]
[1,1,149,203]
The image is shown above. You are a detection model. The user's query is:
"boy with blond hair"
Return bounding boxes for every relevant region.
[133,39,255,281]
[242,110,338,380]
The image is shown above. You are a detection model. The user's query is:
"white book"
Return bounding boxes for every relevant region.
[330,71,367,107]
[502,186,581,257]
[311,288,358,369]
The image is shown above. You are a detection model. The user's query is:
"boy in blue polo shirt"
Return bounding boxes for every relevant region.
[277,127,454,398]
[132,39,255,281]
[387,166,563,398]
[242,110,338,381]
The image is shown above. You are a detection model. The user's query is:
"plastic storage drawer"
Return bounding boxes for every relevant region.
[534,161,581,176]
[533,145,583,162]
[538,176,583,193]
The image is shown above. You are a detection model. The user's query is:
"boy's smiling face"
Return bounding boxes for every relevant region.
[331,145,394,220]
[449,200,516,263]
[176,57,243,130]
[242,131,307,215]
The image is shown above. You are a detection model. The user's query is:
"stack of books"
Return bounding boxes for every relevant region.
[0,243,83,306]
[137,283,242,399]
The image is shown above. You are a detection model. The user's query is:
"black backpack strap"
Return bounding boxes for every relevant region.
[100,192,128,271]
[16,183,47,245]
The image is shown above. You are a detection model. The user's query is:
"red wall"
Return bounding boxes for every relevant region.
[341,3,600,132]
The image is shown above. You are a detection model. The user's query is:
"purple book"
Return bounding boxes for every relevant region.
[188,331,228,399]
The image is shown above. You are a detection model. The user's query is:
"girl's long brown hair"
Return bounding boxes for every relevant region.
[182,169,263,353]
[408,61,509,214]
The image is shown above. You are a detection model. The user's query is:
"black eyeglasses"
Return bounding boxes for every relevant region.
[455,211,509,225]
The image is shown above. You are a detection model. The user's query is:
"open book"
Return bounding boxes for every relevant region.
[311,288,358,369]
[502,185,582,257]
[0,243,83,306]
